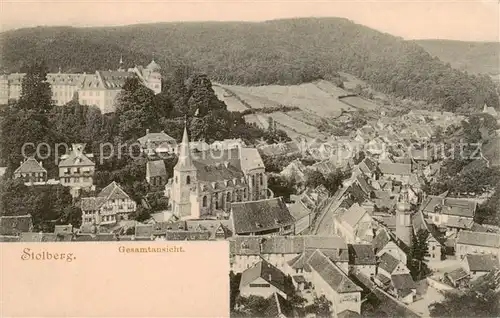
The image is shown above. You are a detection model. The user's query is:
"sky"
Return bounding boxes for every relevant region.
[1,0,499,42]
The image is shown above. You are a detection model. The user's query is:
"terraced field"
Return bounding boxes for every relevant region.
[213,78,379,141]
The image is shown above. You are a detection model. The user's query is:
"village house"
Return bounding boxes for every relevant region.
[146,160,167,187]
[239,259,290,299]
[348,244,377,277]
[307,249,363,315]
[288,199,313,235]
[229,235,349,275]
[334,203,375,244]
[80,181,137,227]
[152,219,233,240]
[377,252,410,278]
[14,157,47,185]
[230,197,295,236]
[260,293,294,318]
[378,162,412,183]
[421,196,477,234]
[390,273,417,304]
[412,210,445,261]
[58,143,95,197]
[463,254,500,280]
[445,267,470,288]
[456,230,500,259]
[138,129,178,156]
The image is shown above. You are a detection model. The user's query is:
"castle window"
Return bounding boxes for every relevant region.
[186,175,191,185]
[202,196,207,207]
[259,174,263,185]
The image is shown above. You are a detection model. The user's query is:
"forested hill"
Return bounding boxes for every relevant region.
[1,18,498,110]
[413,39,500,76]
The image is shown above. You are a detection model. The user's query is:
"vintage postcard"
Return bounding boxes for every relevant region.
[0,0,499,317]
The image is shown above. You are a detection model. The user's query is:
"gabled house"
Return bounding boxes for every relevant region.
[455,230,500,259]
[348,244,377,276]
[445,267,470,288]
[463,254,500,280]
[80,181,137,227]
[378,163,412,183]
[421,196,476,234]
[390,273,416,304]
[14,157,47,184]
[412,210,445,261]
[288,199,313,235]
[307,249,363,315]
[377,252,410,278]
[334,203,374,244]
[58,143,95,196]
[137,129,177,155]
[372,228,408,265]
[230,197,295,236]
[239,259,290,299]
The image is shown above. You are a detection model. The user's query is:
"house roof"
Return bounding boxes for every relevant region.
[98,181,131,201]
[348,244,376,265]
[307,250,362,293]
[378,163,411,176]
[14,157,46,174]
[146,160,167,178]
[80,197,107,211]
[457,230,500,249]
[0,215,33,236]
[391,273,415,290]
[379,252,401,273]
[466,254,500,272]
[372,228,392,253]
[58,144,95,167]
[19,232,59,242]
[446,267,469,282]
[54,225,73,235]
[137,131,176,146]
[288,200,312,220]
[164,231,211,240]
[359,157,378,175]
[263,293,294,318]
[231,197,295,234]
[420,196,477,218]
[412,210,444,245]
[338,203,369,228]
[239,259,287,293]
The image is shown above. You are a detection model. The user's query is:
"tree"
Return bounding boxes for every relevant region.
[116,77,157,142]
[430,273,500,317]
[17,61,53,113]
[268,175,297,202]
[305,170,326,189]
[305,295,332,318]
[408,229,430,280]
[324,169,345,195]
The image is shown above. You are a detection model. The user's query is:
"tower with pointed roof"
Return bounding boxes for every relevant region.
[118,55,124,72]
[171,121,198,219]
[395,184,413,247]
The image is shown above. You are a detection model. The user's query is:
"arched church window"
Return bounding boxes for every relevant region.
[202,195,207,207]
[186,175,191,185]
[259,174,263,185]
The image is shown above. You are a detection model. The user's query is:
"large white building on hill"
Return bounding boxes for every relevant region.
[0,57,162,113]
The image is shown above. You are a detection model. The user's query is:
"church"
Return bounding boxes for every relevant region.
[165,124,270,220]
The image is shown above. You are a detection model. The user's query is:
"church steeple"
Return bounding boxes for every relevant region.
[118,55,124,71]
[396,183,413,247]
[175,119,194,171]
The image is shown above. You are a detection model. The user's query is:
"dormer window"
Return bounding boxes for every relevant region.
[255,222,262,228]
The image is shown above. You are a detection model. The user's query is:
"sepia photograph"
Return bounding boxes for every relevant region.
[0,0,499,317]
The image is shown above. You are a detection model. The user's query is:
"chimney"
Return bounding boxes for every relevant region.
[268,274,272,281]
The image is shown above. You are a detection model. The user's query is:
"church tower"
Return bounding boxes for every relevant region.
[396,184,413,247]
[118,55,124,72]
[171,122,197,219]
